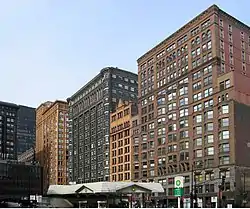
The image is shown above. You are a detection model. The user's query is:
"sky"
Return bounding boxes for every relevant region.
[0,0,249,107]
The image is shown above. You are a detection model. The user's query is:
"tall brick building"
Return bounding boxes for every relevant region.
[136,4,250,207]
[110,100,137,182]
[35,100,69,192]
[67,67,138,183]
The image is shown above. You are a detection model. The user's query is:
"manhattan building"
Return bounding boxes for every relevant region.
[17,105,36,155]
[136,4,250,206]
[110,100,137,182]
[0,101,19,160]
[68,67,138,183]
[36,100,69,192]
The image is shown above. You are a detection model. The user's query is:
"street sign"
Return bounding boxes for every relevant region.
[174,188,184,196]
[174,176,184,197]
[174,176,184,188]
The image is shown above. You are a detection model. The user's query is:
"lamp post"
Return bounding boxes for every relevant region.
[190,162,199,208]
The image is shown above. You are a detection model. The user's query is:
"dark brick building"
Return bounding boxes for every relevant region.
[67,67,138,183]
[136,4,250,207]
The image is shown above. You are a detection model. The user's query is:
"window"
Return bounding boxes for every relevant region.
[180,119,188,128]
[196,48,201,56]
[193,81,202,91]
[228,25,232,32]
[203,65,212,75]
[168,113,177,120]
[204,99,213,108]
[168,102,177,111]
[196,150,203,158]
[219,130,229,140]
[158,107,166,115]
[168,123,177,132]
[193,71,201,80]
[222,105,229,114]
[195,126,202,135]
[220,143,230,153]
[193,92,202,101]
[220,118,229,127]
[193,103,202,112]
[204,75,212,86]
[168,92,177,101]
[194,115,202,124]
[179,109,188,117]
[204,87,213,97]
[207,147,214,156]
[179,86,188,96]
[205,110,213,120]
[219,19,223,27]
[220,156,230,165]
[180,130,189,139]
[207,41,212,49]
[205,123,214,131]
[225,79,230,88]
[179,97,188,106]
[195,138,202,146]
[206,135,214,144]
[229,33,233,43]
[229,56,234,65]
[157,97,166,105]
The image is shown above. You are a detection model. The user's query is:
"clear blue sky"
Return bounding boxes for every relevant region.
[0,0,249,107]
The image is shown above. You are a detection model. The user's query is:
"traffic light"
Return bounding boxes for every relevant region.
[221,176,225,191]
[222,176,225,184]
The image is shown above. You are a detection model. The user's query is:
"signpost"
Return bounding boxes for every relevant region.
[174,176,184,208]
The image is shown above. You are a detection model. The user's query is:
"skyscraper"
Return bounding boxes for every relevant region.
[68,67,138,183]
[17,105,36,155]
[136,4,250,206]
[0,101,19,160]
[35,100,69,192]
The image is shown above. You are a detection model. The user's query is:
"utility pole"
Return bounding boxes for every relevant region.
[243,171,247,208]
[190,164,194,208]
[218,175,225,208]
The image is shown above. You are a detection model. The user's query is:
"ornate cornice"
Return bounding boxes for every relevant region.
[137,4,219,65]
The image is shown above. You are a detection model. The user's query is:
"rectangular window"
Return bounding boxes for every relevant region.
[195,138,202,146]
[179,109,189,117]
[220,130,229,140]
[222,105,229,114]
[207,147,214,156]
[194,115,202,124]
[204,75,212,86]
[220,143,230,153]
[196,150,203,158]
[220,156,230,165]
[193,103,202,112]
[206,135,214,144]
[220,118,229,127]
[179,97,188,106]
[204,87,213,97]
[195,126,202,135]
[204,99,213,108]
[206,123,214,131]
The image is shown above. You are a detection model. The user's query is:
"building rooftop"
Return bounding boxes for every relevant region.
[47,181,164,195]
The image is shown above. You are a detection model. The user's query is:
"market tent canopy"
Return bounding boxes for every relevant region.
[47,182,164,196]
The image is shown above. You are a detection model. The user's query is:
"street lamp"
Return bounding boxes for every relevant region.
[190,162,199,208]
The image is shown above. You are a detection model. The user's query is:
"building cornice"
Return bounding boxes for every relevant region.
[137,4,218,64]
[137,4,250,66]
